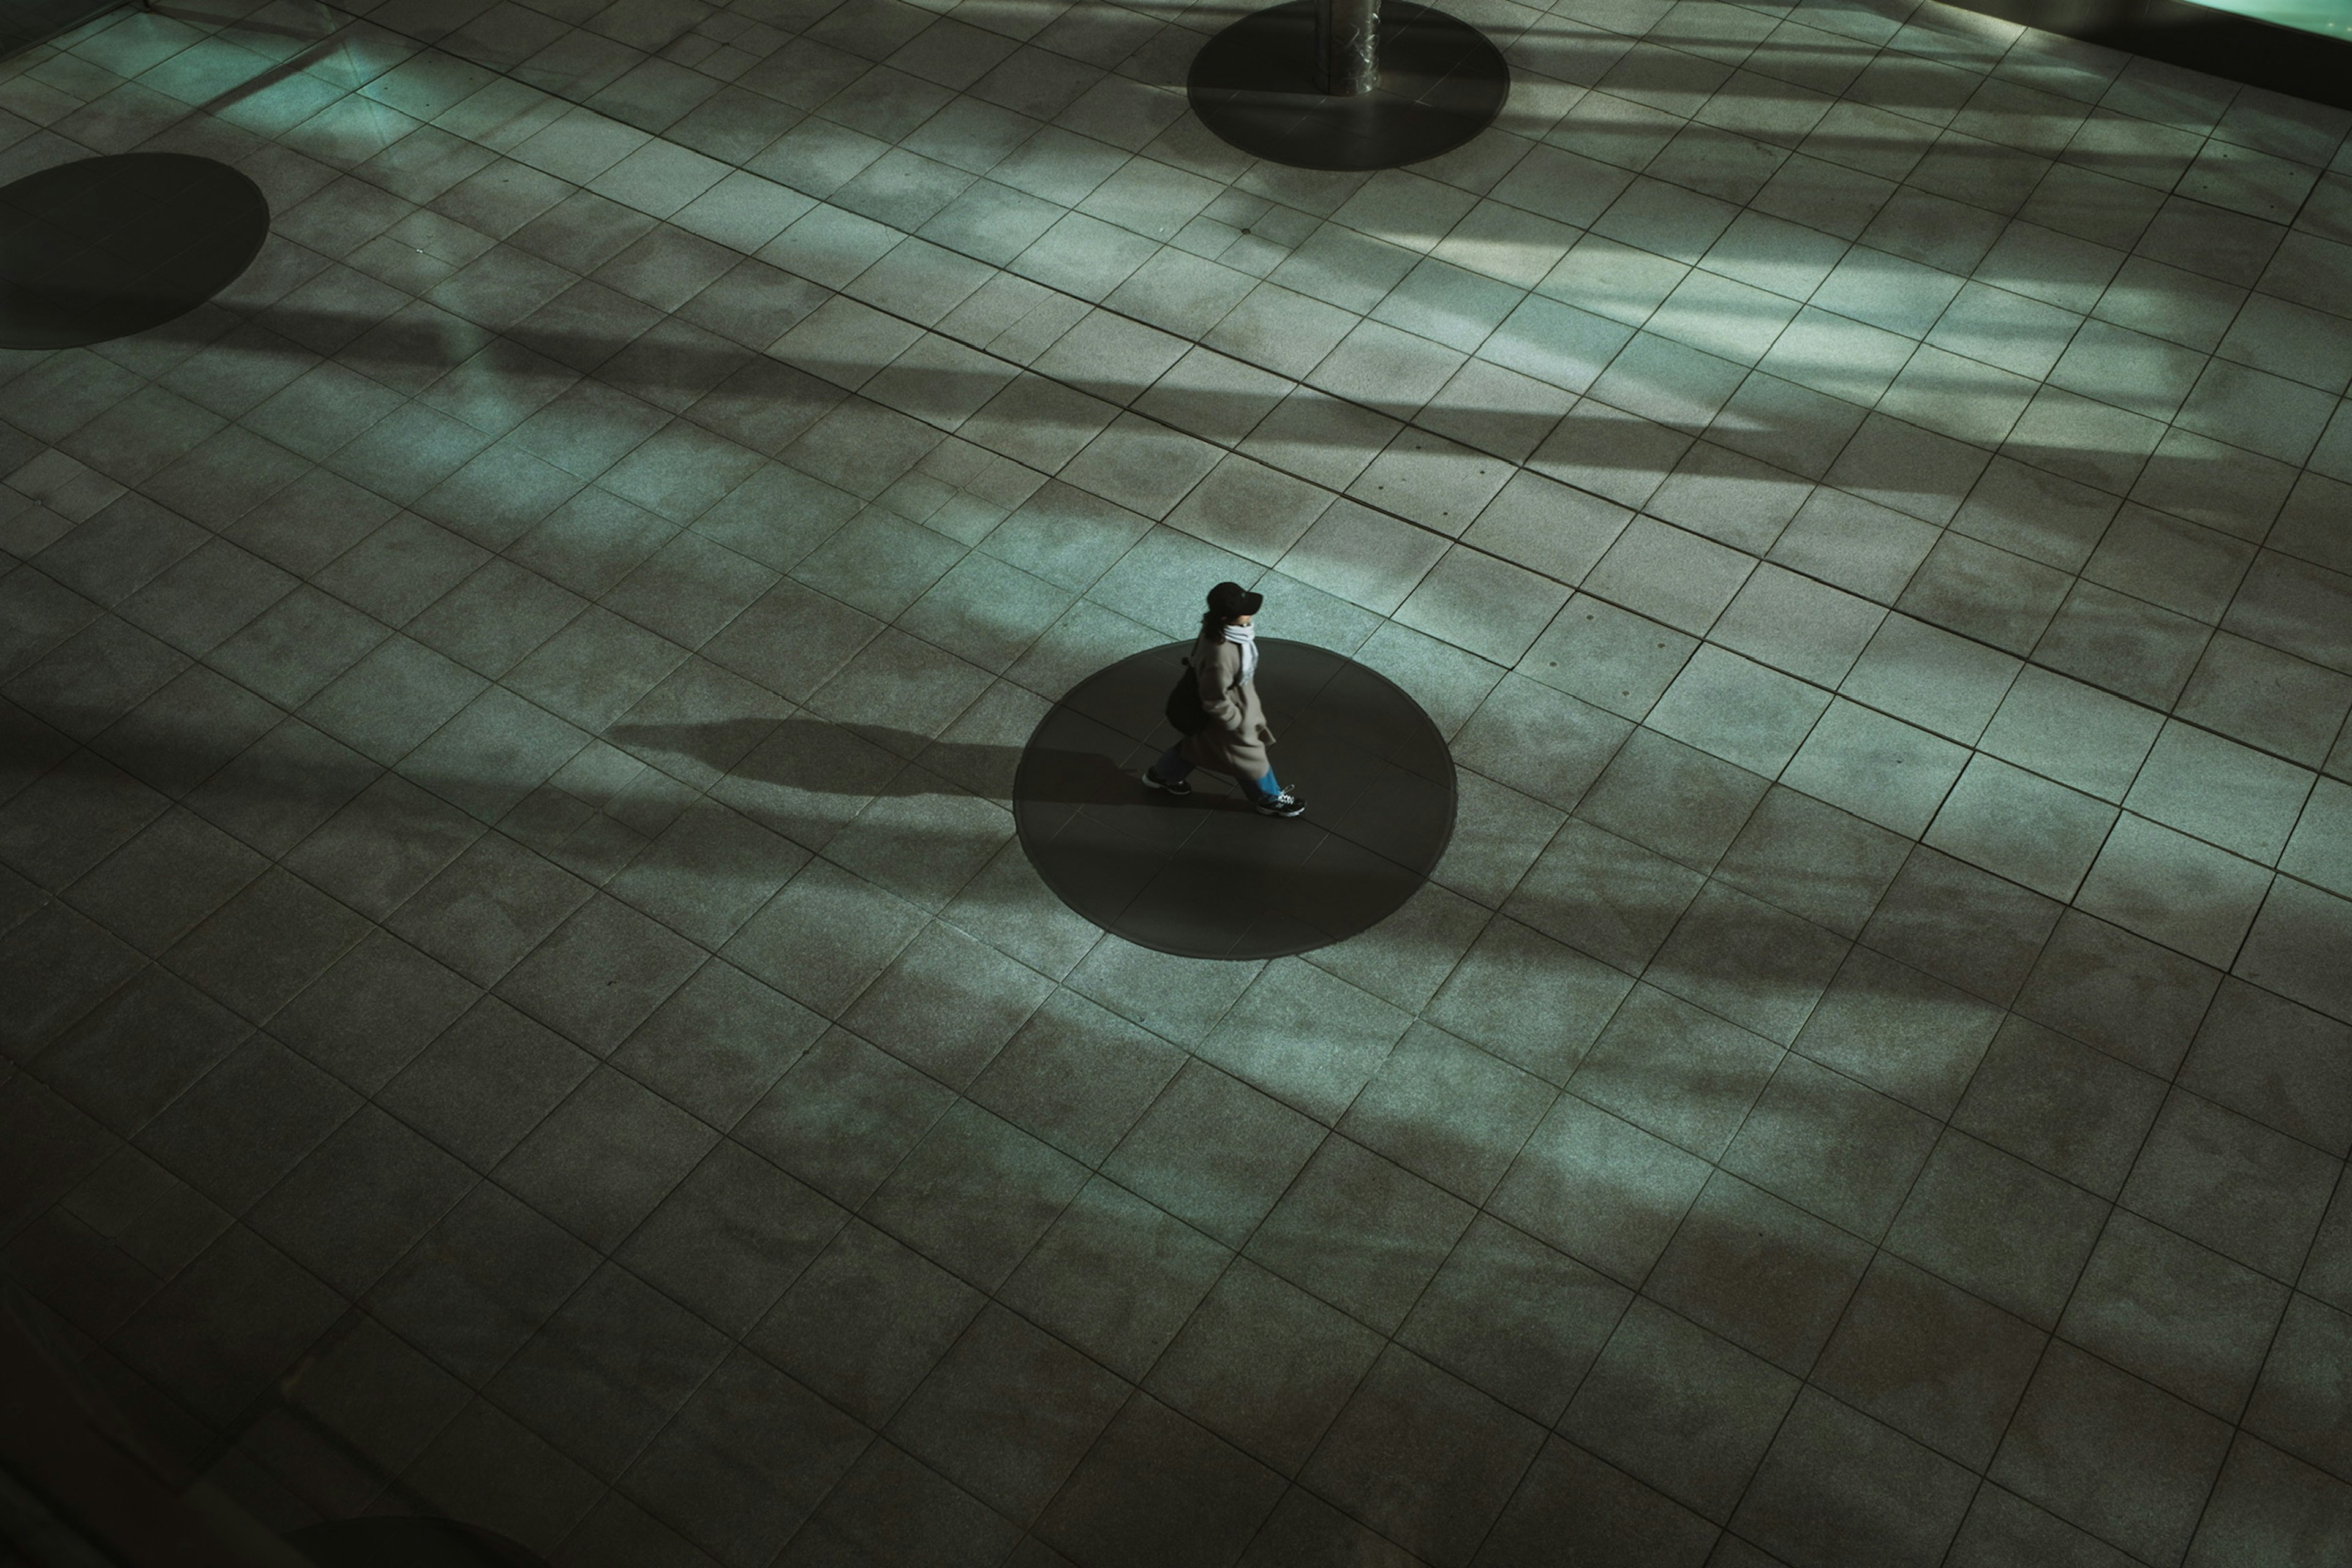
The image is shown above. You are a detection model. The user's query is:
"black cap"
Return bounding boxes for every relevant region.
[1207,581,1264,620]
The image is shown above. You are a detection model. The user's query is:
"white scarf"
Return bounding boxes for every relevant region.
[1222,622,1257,681]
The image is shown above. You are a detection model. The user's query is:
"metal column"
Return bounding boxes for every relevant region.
[1316,0,1380,94]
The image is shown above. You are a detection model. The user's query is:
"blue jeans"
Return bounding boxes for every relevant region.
[1156,745,1280,804]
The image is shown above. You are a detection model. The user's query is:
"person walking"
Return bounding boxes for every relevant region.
[1144,581,1306,817]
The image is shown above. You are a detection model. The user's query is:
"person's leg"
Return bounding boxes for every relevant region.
[1249,769,1304,815]
[1144,744,1194,793]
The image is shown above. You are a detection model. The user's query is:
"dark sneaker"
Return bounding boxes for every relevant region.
[1143,767,1191,797]
[1255,791,1306,818]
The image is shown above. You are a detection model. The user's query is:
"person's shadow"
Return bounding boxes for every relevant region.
[608,715,1228,808]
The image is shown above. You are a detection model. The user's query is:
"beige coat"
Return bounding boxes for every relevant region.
[1179,630,1275,781]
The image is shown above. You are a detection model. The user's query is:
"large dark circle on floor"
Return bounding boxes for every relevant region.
[1016,639,1455,960]
[1186,0,1510,172]
[0,153,270,350]
[287,1519,546,1567]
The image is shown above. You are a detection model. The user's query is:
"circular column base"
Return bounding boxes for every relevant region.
[1014,639,1456,961]
[0,153,270,349]
[1186,0,1510,172]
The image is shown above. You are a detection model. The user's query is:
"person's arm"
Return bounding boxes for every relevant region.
[1196,641,1246,729]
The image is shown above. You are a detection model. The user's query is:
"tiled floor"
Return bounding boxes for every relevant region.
[4,0,2352,1560]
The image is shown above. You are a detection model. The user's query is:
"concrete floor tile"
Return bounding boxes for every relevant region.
[1646,268,1802,366]
[1647,646,1830,777]
[1949,452,2119,572]
[1270,219,1411,315]
[1877,341,2038,447]
[1370,255,1525,352]
[745,1217,976,1433]
[1526,395,1689,508]
[2122,1087,2340,1284]
[1765,486,1938,605]
[2000,915,2209,1092]
[1036,1394,1280,1567]
[1417,889,1626,1072]
[1732,1387,1977,1567]
[130,1031,357,1215]
[1925,753,2116,900]
[1723,1052,1939,1240]
[2061,1208,2289,1419]
[2077,812,2273,967]
[2126,720,2315,865]
[999,1179,1226,1385]
[1581,516,1755,637]
[1569,981,1782,1160]
[2046,317,2208,421]
[1302,1346,1545,1565]
[2179,631,2352,771]
[2035,578,2214,709]
[2177,357,2339,466]
[1308,318,1468,422]
[63,805,267,957]
[1559,1297,1796,1521]
[1504,810,1700,974]
[1586,330,1749,435]
[1432,199,1580,291]
[1401,1223,1629,1429]
[1482,292,1636,398]
[1577,726,1770,873]
[1896,529,2071,654]
[1780,698,1967,838]
[1974,668,2155,806]
[1345,429,1511,537]
[1924,279,2082,380]
[1825,410,1992,526]
[1520,593,1695,723]
[1953,1008,2166,1197]
[1656,1166,1872,1373]
[1649,879,1849,1044]
[1245,1135,1471,1332]
[1644,440,1812,557]
[1991,1341,2233,1566]
[1143,1259,1379,1477]
[1332,622,1494,747]
[1533,232,1684,329]
[1416,357,1576,466]
[783,1439,1016,1567]
[1199,281,1358,383]
[2281,775,2352,900]
[1815,1253,2045,1470]
[864,1099,1087,1291]
[2237,871,2352,1035]
[1715,783,1911,940]
[1392,549,1566,668]
[1709,567,1884,692]
[1864,844,2061,1009]
[2184,1432,2352,1568]
[1891,1128,2111,1329]
[2084,503,2255,626]
[1810,244,1962,336]
[1793,948,1998,1120]
[2244,1294,2352,1491]
[1237,387,1400,492]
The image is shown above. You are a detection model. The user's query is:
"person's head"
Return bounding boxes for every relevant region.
[1204,581,1263,630]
